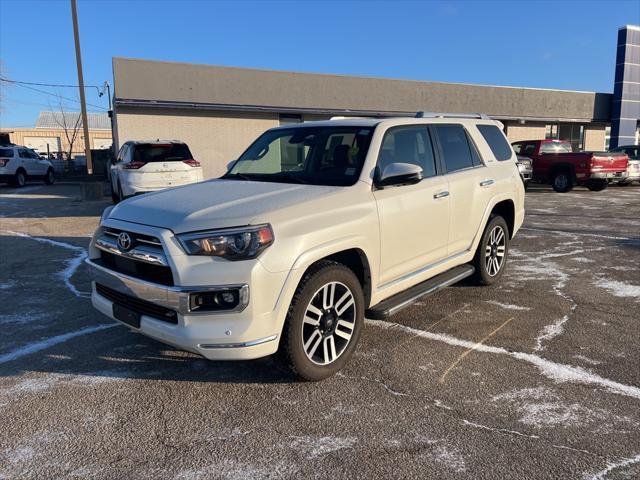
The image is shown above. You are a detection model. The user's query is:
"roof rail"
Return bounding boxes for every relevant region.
[415,112,491,120]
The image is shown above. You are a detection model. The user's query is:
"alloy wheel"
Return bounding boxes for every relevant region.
[301,281,356,365]
[485,225,506,277]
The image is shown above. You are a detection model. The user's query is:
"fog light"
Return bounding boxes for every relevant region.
[189,288,242,312]
[221,292,236,304]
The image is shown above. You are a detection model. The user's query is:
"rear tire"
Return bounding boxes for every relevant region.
[279,261,364,381]
[111,182,119,203]
[617,180,631,187]
[471,215,510,286]
[587,180,607,192]
[551,171,573,193]
[44,168,55,185]
[11,169,26,188]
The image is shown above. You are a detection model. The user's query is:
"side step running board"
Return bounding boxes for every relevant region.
[366,265,475,320]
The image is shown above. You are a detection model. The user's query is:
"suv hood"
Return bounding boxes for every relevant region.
[109,179,340,233]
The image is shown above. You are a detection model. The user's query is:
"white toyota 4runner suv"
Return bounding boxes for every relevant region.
[88,113,524,380]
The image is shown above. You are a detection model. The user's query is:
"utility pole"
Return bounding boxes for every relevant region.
[70,0,93,174]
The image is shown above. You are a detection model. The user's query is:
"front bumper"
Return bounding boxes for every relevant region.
[87,258,282,360]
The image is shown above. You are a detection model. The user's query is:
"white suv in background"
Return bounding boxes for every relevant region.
[89,114,524,381]
[0,144,55,187]
[109,140,204,202]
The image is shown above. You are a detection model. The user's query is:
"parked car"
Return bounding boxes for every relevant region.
[511,139,628,192]
[88,114,525,381]
[109,140,203,203]
[608,144,639,185]
[0,144,55,187]
[516,155,533,190]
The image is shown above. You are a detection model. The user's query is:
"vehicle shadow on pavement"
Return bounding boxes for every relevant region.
[0,325,300,385]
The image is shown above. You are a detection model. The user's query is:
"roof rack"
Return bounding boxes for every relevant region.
[415,112,491,120]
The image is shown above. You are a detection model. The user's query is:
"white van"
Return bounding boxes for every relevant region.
[109,140,204,203]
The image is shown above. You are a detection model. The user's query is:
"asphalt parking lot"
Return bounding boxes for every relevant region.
[1,182,639,479]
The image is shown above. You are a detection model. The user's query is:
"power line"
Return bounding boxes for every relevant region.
[0,76,102,90]
[3,81,107,110]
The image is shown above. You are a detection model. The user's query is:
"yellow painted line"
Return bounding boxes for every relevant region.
[439,317,514,384]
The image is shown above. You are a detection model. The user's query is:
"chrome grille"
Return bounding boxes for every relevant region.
[95,227,174,285]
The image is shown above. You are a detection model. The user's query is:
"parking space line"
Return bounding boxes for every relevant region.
[439,317,514,383]
[0,324,117,365]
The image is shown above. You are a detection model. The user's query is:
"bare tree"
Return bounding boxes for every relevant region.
[51,91,82,164]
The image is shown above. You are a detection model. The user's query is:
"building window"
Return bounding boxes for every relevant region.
[605,126,611,150]
[545,124,558,139]
[558,124,584,151]
[279,114,302,125]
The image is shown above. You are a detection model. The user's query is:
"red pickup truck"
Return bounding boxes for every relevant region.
[511,139,628,192]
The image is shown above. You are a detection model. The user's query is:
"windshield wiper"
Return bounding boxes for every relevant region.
[273,173,311,184]
[222,172,254,181]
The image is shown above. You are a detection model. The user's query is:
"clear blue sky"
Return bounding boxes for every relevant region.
[1,0,638,127]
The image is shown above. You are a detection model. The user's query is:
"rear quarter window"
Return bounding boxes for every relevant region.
[477,125,513,161]
[0,148,14,157]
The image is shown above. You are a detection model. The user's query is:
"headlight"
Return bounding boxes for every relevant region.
[177,224,274,260]
[100,206,114,224]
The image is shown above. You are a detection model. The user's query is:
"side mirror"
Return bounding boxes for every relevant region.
[227,160,238,171]
[376,163,423,188]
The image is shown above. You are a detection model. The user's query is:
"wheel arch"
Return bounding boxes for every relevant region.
[549,163,576,183]
[490,199,515,239]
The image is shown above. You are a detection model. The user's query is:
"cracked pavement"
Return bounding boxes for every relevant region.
[0,183,639,479]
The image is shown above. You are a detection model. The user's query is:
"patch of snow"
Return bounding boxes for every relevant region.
[584,453,640,480]
[367,320,640,400]
[573,355,601,366]
[430,445,466,473]
[289,435,356,459]
[594,278,640,300]
[0,311,50,325]
[4,230,90,298]
[534,314,569,351]
[486,300,530,311]
[571,257,595,263]
[0,324,116,365]
[0,281,16,290]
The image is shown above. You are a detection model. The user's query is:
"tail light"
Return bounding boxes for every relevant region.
[0,158,9,167]
[123,161,146,170]
[183,159,200,167]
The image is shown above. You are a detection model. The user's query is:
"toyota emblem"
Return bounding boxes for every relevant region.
[117,232,133,251]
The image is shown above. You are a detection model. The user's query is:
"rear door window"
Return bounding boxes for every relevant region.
[540,142,572,153]
[378,126,437,178]
[477,124,513,161]
[434,125,475,173]
[132,143,193,163]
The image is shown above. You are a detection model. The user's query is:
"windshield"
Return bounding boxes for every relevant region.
[133,143,193,162]
[226,126,374,186]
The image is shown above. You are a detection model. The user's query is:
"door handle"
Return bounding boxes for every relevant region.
[433,191,450,199]
[480,179,495,187]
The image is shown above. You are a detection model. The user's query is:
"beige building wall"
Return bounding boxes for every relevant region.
[0,128,112,155]
[115,108,279,178]
[505,123,546,143]
[583,125,606,151]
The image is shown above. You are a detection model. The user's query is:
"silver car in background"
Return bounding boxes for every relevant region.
[608,145,639,185]
[516,155,533,190]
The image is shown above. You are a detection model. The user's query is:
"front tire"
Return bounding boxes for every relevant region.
[472,215,510,286]
[280,261,364,381]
